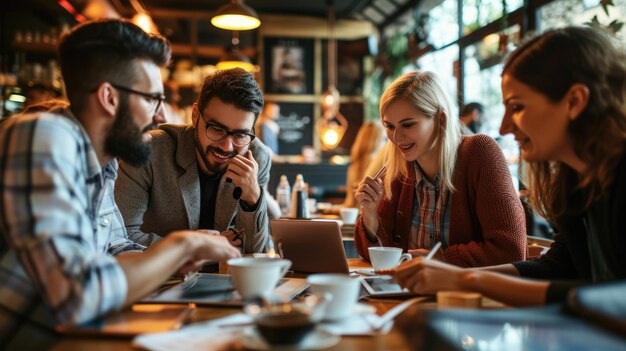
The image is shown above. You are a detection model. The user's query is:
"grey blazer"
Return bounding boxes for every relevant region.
[114,124,271,253]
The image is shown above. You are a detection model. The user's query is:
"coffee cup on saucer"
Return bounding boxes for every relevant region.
[227,257,291,300]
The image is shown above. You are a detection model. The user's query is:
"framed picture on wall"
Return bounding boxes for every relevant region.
[264,37,314,94]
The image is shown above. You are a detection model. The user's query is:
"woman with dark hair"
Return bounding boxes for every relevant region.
[395,26,626,306]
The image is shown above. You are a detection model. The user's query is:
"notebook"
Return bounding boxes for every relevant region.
[270,219,350,274]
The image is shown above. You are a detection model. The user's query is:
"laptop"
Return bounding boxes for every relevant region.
[270,219,349,274]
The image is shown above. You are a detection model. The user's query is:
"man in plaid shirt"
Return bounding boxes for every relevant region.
[0,20,241,349]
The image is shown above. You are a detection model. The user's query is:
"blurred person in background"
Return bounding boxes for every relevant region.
[460,102,484,135]
[343,122,385,208]
[256,101,281,156]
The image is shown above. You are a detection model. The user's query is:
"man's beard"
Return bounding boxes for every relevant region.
[105,96,154,167]
[204,145,239,174]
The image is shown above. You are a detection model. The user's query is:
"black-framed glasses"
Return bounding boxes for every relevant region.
[91,83,165,115]
[198,111,255,147]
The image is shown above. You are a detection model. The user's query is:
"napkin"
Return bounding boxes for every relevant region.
[132,314,250,351]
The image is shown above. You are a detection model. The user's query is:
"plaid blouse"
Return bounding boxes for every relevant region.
[0,111,144,347]
[409,162,451,250]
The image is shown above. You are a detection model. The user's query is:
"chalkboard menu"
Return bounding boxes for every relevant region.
[276,102,314,155]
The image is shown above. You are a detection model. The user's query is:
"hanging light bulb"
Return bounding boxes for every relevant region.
[128,0,159,34]
[132,12,159,34]
[211,0,261,31]
[316,0,347,151]
[216,31,257,72]
[82,0,120,19]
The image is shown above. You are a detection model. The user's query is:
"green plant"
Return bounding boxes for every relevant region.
[585,0,624,35]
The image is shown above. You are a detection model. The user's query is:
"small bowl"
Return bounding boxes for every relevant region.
[255,310,315,345]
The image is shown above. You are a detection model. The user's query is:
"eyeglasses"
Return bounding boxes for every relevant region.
[198,111,255,147]
[91,83,165,115]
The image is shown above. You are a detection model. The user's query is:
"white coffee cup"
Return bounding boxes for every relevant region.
[228,257,291,299]
[307,274,361,321]
[368,247,412,270]
[339,207,359,225]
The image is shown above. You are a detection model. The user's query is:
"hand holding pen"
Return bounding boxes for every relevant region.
[355,165,387,244]
[393,242,468,295]
[374,242,442,275]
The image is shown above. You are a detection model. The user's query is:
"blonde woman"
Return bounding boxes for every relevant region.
[354,71,526,267]
[343,122,385,208]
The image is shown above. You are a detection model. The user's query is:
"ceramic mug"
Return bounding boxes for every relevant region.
[339,207,359,225]
[307,274,361,321]
[368,247,412,270]
[228,257,291,299]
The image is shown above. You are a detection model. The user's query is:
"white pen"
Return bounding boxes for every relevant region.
[425,242,442,260]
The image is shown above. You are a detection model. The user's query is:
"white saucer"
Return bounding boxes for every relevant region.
[242,327,340,351]
[319,302,376,323]
[353,302,377,316]
[353,268,375,276]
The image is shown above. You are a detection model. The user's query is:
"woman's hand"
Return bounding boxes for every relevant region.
[408,248,444,261]
[395,257,468,294]
[355,176,383,214]
[355,176,384,238]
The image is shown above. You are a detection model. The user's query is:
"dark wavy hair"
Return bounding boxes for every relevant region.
[503,26,626,220]
[196,68,264,125]
[59,19,171,113]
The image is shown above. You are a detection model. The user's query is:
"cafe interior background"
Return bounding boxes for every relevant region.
[1,0,625,232]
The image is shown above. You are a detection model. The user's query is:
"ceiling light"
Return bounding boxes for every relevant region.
[211,0,261,31]
[317,0,347,151]
[128,0,159,34]
[216,32,257,72]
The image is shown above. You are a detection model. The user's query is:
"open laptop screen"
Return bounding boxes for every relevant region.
[270,219,349,274]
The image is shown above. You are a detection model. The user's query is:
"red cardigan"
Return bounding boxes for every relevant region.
[354,134,527,267]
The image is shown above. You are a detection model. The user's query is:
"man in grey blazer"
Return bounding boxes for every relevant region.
[115,68,270,253]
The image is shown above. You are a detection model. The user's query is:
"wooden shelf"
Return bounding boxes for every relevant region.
[12,41,57,54]
[12,41,255,60]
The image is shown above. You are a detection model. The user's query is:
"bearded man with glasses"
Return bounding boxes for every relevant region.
[115,68,271,255]
[0,20,241,350]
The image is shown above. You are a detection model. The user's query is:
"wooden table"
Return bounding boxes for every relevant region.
[51,259,413,351]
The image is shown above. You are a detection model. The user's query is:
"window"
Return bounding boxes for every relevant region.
[462,0,524,34]
[427,0,459,48]
[463,24,520,138]
[417,45,460,113]
[539,0,626,44]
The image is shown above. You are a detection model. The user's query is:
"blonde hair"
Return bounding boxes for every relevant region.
[379,71,461,200]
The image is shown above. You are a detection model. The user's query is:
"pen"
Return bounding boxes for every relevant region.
[373,164,387,179]
[425,242,442,260]
[372,241,443,275]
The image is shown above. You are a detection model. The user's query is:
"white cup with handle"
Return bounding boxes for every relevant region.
[307,274,361,321]
[228,257,291,299]
[368,247,412,270]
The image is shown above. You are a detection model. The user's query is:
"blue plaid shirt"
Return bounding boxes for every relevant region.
[0,110,144,347]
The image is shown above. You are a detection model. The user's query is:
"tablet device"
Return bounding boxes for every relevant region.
[142,273,308,306]
[360,276,424,298]
[270,219,349,274]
